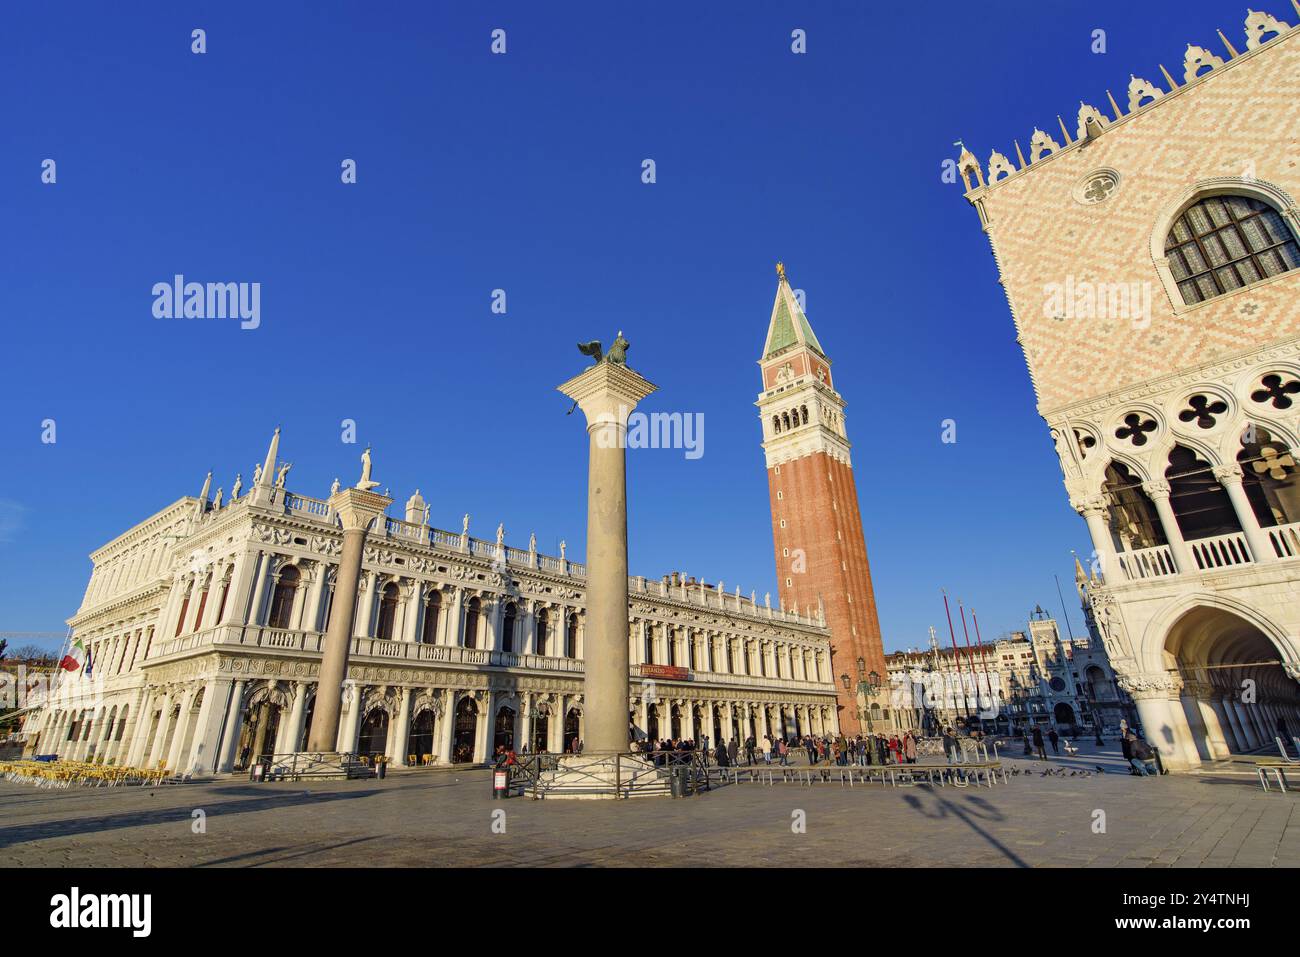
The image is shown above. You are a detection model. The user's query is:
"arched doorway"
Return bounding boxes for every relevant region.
[670,705,682,740]
[712,705,723,743]
[1053,702,1076,726]
[533,708,550,753]
[646,706,660,742]
[299,694,316,751]
[495,705,517,752]
[1162,603,1300,763]
[357,709,389,760]
[407,710,435,763]
[453,697,478,763]
[235,700,282,769]
[564,708,581,753]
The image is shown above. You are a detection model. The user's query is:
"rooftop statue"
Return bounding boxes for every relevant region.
[355,446,381,491]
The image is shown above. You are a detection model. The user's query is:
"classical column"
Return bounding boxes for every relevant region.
[336,682,363,753]
[147,692,175,768]
[437,689,456,763]
[1073,496,1118,581]
[247,554,272,625]
[125,691,157,767]
[558,361,656,754]
[1214,465,1275,562]
[216,679,248,772]
[446,587,463,646]
[490,598,504,652]
[401,581,422,643]
[356,572,379,638]
[1216,695,1245,751]
[308,482,392,753]
[181,677,229,774]
[1230,698,1259,749]
[473,694,490,763]
[304,562,328,632]
[1123,675,1200,770]
[280,681,308,753]
[391,687,413,765]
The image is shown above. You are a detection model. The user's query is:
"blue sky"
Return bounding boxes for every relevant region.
[0,0,1251,653]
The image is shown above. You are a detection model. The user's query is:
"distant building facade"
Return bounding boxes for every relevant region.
[886,607,1134,736]
[22,432,839,774]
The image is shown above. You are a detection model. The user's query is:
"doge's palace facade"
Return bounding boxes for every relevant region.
[25,431,838,775]
[958,7,1300,768]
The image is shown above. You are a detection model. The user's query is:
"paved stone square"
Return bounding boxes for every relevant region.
[2,744,1297,868]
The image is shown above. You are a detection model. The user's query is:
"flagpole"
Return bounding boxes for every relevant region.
[971,609,996,716]
[941,590,968,719]
[957,601,980,718]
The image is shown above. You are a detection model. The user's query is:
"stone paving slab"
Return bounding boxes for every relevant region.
[1,748,1296,867]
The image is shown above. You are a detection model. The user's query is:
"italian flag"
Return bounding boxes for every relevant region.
[60,638,90,674]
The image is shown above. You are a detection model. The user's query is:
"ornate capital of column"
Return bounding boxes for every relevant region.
[557,362,658,429]
[1141,480,1172,500]
[1211,463,1244,486]
[328,486,394,533]
[1070,494,1109,516]
[1116,671,1182,699]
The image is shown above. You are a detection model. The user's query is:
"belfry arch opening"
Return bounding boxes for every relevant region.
[1161,605,1300,762]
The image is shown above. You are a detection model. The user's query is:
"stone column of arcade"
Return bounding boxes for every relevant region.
[306,450,393,755]
[558,359,657,754]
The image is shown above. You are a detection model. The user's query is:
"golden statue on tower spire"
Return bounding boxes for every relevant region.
[775,261,786,283]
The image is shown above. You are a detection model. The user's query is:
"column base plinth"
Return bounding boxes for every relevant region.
[534,753,675,799]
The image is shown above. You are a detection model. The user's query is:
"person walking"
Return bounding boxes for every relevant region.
[1047,727,1060,756]
[1031,726,1047,761]
[728,737,739,767]
[778,737,789,766]
[941,726,957,765]
[903,732,917,765]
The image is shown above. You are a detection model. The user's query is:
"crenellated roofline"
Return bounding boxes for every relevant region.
[955,4,1300,203]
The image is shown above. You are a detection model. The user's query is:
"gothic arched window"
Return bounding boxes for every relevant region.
[800,405,809,425]
[1164,194,1299,305]
[268,566,299,629]
[772,415,781,435]
[376,582,399,640]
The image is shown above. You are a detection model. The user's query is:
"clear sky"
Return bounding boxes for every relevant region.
[0,0,1252,654]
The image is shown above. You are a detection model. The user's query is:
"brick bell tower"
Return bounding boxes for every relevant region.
[757,262,887,734]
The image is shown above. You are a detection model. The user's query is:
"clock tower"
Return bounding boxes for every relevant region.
[758,263,887,734]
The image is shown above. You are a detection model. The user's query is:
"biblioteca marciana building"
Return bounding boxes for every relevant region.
[958,6,1300,769]
[24,426,839,776]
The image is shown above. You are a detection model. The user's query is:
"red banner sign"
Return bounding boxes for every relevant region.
[640,664,690,681]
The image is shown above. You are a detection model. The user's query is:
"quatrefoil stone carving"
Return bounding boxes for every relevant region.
[1115,413,1158,446]
[1251,374,1300,410]
[1178,394,1228,429]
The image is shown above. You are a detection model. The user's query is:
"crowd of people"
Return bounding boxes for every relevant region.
[627,731,931,768]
